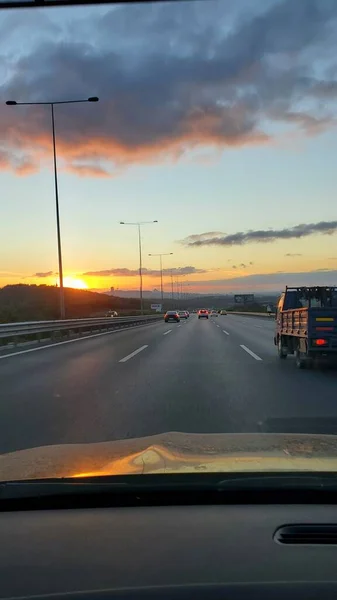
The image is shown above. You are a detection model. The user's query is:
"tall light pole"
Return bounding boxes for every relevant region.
[6,96,99,319]
[176,276,180,304]
[148,252,173,303]
[120,221,158,315]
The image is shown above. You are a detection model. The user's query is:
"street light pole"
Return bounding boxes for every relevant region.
[51,103,65,319]
[137,224,143,314]
[6,96,99,319]
[160,255,163,303]
[148,252,173,304]
[120,221,158,315]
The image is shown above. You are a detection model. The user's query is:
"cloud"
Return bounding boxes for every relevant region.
[181,220,337,247]
[184,231,225,243]
[285,253,303,256]
[232,263,250,269]
[33,271,55,278]
[64,164,112,178]
[82,265,208,277]
[188,269,337,292]
[1,0,337,176]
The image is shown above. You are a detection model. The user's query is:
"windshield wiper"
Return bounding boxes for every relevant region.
[216,473,337,491]
[1,472,337,508]
[2,472,337,500]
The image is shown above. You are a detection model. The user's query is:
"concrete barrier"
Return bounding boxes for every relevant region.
[228,311,275,318]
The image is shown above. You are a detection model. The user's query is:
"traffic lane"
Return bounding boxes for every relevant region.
[0,318,167,359]
[108,315,337,439]
[0,318,180,454]
[2,311,337,456]
[217,314,278,357]
[209,315,337,435]
[95,314,267,439]
[0,318,171,370]
[0,314,262,454]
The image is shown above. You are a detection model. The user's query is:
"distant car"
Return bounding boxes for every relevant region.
[164,311,180,323]
[106,311,118,317]
[178,311,188,319]
[220,310,227,315]
[198,309,208,319]
[210,311,218,317]
[185,311,190,317]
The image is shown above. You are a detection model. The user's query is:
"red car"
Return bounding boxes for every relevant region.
[164,311,180,323]
[198,309,209,319]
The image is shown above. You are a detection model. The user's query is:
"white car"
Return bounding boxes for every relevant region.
[178,311,188,319]
[210,311,218,317]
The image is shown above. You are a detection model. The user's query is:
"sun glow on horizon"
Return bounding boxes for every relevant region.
[63,276,88,290]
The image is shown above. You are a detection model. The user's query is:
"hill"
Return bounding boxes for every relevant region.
[0,285,143,323]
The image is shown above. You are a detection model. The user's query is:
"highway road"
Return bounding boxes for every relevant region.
[1,314,337,455]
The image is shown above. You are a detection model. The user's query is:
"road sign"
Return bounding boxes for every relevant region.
[234,294,255,304]
[151,304,162,312]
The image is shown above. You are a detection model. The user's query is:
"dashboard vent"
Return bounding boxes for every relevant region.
[275,525,337,545]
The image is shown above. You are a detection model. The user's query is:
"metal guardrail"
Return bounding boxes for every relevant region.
[0,315,162,344]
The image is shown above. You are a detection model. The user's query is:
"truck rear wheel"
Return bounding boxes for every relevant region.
[295,350,306,369]
[295,349,313,369]
[277,338,287,359]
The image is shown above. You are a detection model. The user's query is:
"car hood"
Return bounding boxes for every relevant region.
[1,432,337,481]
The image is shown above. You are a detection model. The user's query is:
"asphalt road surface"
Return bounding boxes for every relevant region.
[1,314,337,454]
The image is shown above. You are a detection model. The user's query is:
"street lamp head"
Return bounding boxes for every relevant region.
[88,96,99,102]
[6,100,17,105]
[153,220,158,223]
[120,221,125,225]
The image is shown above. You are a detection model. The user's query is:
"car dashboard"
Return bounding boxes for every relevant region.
[1,502,337,599]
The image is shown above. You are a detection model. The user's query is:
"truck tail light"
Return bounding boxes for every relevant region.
[313,338,328,346]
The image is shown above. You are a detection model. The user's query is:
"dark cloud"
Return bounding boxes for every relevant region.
[1,0,337,175]
[189,269,337,292]
[181,221,337,247]
[33,271,54,278]
[82,265,208,277]
[285,253,303,256]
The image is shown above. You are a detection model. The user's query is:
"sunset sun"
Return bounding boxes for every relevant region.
[63,277,88,290]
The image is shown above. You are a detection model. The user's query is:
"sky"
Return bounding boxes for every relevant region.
[1,0,337,294]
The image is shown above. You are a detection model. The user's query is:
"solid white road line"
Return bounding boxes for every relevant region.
[119,345,148,363]
[163,330,172,336]
[223,330,230,335]
[0,328,128,360]
[240,344,263,361]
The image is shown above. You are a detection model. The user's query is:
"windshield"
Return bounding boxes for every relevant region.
[1,0,337,483]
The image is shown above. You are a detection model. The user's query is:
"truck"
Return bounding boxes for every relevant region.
[274,286,337,369]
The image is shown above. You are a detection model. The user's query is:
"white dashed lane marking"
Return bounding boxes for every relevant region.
[119,345,148,363]
[240,344,262,361]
